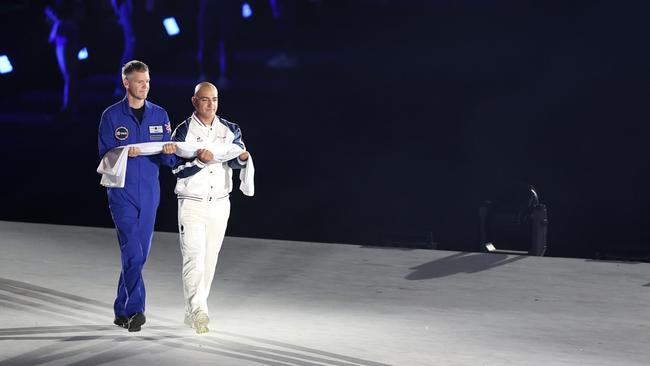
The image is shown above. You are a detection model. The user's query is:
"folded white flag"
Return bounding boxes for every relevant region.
[97,142,254,196]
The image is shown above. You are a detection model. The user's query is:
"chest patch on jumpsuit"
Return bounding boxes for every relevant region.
[115,126,129,140]
[149,125,164,141]
[149,125,163,133]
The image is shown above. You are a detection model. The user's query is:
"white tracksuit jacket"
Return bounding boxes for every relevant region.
[171,113,249,201]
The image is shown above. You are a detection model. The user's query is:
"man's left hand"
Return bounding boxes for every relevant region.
[239,151,249,161]
[162,143,177,154]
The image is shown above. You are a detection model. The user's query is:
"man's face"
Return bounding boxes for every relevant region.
[192,87,218,120]
[124,71,150,101]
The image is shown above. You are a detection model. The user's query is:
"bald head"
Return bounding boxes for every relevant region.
[194,82,217,96]
[192,82,219,125]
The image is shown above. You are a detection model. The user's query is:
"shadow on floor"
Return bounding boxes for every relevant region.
[405,252,527,280]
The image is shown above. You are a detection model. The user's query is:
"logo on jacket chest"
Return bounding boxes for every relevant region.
[149,125,165,141]
[115,126,129,140]
[149,125,163,134]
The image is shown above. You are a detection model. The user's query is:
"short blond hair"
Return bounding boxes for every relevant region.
[121,60,149,80]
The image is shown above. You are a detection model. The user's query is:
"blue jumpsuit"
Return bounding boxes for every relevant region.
[98,98,176,318]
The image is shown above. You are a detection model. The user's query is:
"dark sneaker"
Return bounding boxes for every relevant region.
[113,316,128,328]
[127,312,146,332]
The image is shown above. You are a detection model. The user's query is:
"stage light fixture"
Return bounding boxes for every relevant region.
[0,55,13,74]
[163,17,180,36]
[242,3,252,18]
[77,47,88,60]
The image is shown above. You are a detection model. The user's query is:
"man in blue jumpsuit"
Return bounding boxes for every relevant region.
[98,60,177,332]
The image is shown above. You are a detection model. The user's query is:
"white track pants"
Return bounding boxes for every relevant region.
[178,196,230,316]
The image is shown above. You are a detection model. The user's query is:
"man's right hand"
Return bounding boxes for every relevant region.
[196,149,214,163]
[128,147,141,157]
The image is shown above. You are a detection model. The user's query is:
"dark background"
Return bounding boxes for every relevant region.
[1,0,649,259]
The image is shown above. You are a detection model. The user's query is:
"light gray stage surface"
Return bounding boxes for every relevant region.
[0,221,648,366]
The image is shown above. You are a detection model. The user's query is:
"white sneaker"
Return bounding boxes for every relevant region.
[192,311,209,334]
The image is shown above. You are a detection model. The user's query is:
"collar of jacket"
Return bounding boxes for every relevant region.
[120,97,153,120]
[191,112,228,129]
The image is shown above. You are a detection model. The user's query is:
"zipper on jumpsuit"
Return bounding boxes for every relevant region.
[134,113,141,220]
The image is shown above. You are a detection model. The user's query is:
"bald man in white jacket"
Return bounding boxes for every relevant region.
[171,82,250,334]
